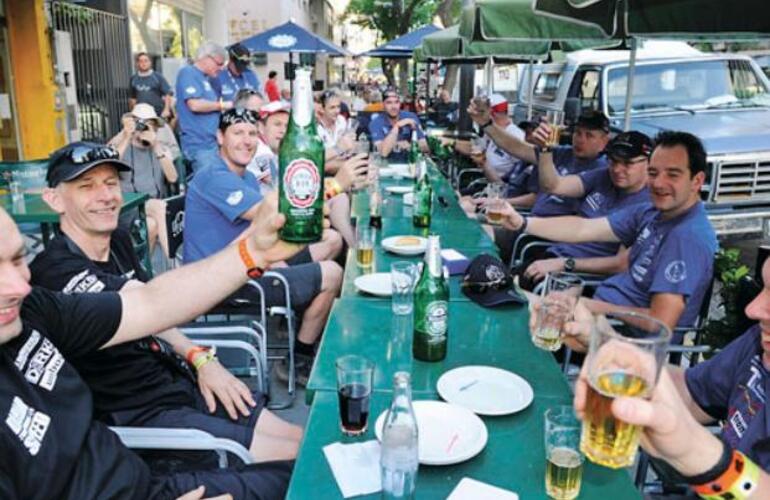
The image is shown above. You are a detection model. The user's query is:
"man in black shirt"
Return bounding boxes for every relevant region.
[29,142,302,465]
[0,179,302,497]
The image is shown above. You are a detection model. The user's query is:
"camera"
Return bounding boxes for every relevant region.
[135,119,149,132]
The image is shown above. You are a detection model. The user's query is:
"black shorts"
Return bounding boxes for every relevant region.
[227,262,323,314]
[285,246,313,266]
[139,382,267,449]
[150,460,293,500]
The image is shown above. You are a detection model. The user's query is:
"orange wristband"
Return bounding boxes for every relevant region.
[238,238,265,279]
[186,345,208,365]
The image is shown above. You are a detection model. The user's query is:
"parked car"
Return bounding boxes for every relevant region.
[514,41,770,239]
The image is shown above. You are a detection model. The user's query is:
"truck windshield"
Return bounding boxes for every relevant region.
[606,59,770,115]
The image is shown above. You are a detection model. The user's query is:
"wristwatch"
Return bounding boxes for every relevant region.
[564,257,576,272]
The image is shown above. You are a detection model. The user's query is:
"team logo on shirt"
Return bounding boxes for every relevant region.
[664,260,687,283]
[227,190,244,206]
[62,270,105,294]
[17,334,65,392]
[203,81,212,91]
[283,159,321,208]
[185,86,197,95]
[5,397,50,456]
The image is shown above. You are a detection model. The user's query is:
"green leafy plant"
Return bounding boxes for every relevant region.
[701,248,752,352]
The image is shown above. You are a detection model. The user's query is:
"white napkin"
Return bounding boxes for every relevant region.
[446,477,519,500]
[323,440,382,498]
[441,249,467,262]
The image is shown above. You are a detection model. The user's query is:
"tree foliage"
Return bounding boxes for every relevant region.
[344,0,440,42]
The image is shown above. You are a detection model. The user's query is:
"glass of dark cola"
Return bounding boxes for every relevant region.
[336,354,374,436]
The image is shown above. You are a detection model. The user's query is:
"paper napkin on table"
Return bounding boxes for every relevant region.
[446,477,519,500]
[323,440,382,498]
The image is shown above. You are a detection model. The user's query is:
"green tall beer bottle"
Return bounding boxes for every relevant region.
[408,129,420,164]
[413,235,449,361]
[412,159,432,228]
[278,68,325,242]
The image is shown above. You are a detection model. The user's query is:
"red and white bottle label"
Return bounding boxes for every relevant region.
[283,158,321,208]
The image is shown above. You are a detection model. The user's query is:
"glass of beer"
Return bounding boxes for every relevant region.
[336,355,374,436]
[581,311,671,468]
[544,406,583,500]
[483,183,505,225]
[545,110,565,148]
[356,224,374,268]
[532,273,584,351]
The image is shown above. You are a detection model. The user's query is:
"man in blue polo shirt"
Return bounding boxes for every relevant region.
[522,131,653,284]
[369,88,429,162]
[499,130,717,338]
[184,108,343,385]
[214,43,261,102]
[176,41,233,172]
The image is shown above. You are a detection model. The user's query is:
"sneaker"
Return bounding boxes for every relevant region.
[274,353,314,387]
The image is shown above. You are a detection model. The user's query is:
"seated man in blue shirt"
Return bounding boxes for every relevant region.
[500,131,718,338]
[467,107,611,260]
[214,43,261,103]
[521,131,653,285]
[369,88,429,162]
[176,42,233,172]
[184,108,344,384]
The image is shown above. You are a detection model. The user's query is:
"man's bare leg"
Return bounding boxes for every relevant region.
[308,229,343,261]
[328,194,356,248]
[297,260,342,344]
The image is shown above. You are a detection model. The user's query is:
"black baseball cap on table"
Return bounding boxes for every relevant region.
[461,254,527,307]
[46,141,131,188]
[605,131,653,160]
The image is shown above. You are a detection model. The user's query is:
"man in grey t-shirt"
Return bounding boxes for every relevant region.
[129,52,173,120]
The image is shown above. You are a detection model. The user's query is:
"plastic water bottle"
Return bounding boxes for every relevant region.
[380,371,419,499]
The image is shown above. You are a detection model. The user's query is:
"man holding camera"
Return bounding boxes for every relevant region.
[108,103,178,257]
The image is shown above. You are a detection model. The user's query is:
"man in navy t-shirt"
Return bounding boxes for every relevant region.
[368,88,429,162]
[522,131,653,284]
[499,131,717,337]
[184,108,344,385]
[176,42,233,172]
[214,43,261,103]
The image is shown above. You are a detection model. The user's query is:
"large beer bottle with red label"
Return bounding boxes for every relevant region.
[278,68,325,242]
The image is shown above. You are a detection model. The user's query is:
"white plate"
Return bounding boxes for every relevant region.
[437,366,534,416]
[353,273,392,297]
[375,401,488,466]
[381,235,427,256]
[385,186,413,195]
[403,192,414,206]
[388,163,415,179]
[379,167,396,178]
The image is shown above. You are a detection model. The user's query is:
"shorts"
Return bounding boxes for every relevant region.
[226,262,323,314]
[149,459,293,500]
[285,246,313,266]
[139,382,267,449]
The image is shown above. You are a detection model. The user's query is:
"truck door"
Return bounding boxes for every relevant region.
[567,67,601,114]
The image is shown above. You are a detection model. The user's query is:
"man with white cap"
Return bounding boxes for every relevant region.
[456,93,525,182]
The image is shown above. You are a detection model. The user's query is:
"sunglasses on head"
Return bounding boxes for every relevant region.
[68,145,120,165]
[461,273,513,294]
[221,107,259,128]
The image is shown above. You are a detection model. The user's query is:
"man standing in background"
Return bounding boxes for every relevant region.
[128,52,173,121]
[214,43,261,103]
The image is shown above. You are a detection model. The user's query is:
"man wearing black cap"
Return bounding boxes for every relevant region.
[369,88,429,162]
[521,131,653,284]
[0,176,303,497]
[31,141,303,462]
[214,43,261,103]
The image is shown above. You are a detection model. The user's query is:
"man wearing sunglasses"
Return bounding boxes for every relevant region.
[0,189,301,498]
[31,141,303,465]
[176,42,233,173]
[184,108,345,385]
[499,131,717,338]
[521,131,653,286]
[214,43,261,104]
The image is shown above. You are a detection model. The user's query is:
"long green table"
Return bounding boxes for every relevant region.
[288,159,640,499]
[287,392,640,499]
[306,298,567,399]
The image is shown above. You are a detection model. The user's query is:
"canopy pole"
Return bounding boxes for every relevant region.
[426,61,431,107]
[289,52,294,97]
[412,59,418,109]
[623,38,638,132]
[527,56,535,121]
[485,57,493,95]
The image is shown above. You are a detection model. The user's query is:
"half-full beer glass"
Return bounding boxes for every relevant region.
[545,406,583,500]
[532,273,584,351]
[581,312,671,468]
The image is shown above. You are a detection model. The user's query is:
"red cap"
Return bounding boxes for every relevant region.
[490,93,508,114]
